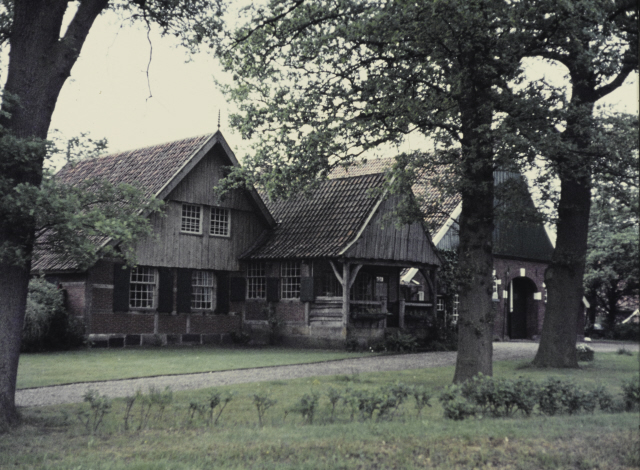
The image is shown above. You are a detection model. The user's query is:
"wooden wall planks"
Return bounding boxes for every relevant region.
[344,196,440,265]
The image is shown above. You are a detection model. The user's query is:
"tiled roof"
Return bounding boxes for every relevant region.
[53,134,214,198]
[32,134,216,272]
[330,158,461,237]
[245,173,386,259]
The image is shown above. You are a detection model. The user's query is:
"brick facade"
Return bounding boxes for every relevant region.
[492,257,548,339]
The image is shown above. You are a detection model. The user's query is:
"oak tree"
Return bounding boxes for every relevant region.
[219,0,539,382]
[522,0,638,368]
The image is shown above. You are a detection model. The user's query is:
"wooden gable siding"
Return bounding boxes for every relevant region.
[343,196,440,265]
[134,144,270,271]
[167,143,254,211]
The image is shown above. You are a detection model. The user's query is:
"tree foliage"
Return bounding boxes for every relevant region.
[521,1,638,368]
[584,116,639,328]
[219,0,553,382]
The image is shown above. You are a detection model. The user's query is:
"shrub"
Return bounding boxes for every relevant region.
[576,344,594,362]
[459,374,537,417]
[412,385,432,418]
[439,386,477,421]
[621,376,640,411]
[22,277,85,352]
[78,389,111,434]
[290,392,320,424]
[617,348,633,356]
[607,323,640,341]
[383,332,418,353]
[253,392,277,427]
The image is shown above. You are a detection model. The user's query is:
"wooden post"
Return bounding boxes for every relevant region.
[399,299,405,329]
[342,261,350,338]
[431,268,438,320]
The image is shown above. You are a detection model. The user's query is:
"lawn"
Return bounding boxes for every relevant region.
[4,352,639,469]
[17,346,372,389]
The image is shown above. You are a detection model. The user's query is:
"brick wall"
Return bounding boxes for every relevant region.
[276,301,305,322]
[158,315,187,334]
[246,300,268,321]
[190,314,241,334]
[91,313,154,334]
[492,257,548,339]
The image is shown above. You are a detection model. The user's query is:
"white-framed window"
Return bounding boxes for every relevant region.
[281,261,301,299]
[543,282,547,303]
[192,270,215,310]
[247,262,266,299]
[181,204,202,234]
[210,207,230,237]
[130,267,157,309]
[452,294,460,325]
[437,297,445,312]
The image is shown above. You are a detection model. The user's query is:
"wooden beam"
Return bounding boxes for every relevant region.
[329,260,343,285]
[341,261,351,335]
[348,264,363,290]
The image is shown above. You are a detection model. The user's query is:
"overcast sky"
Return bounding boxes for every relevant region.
[3,9,638,167]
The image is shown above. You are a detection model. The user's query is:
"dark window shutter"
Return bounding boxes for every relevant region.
[229,277,246,302]
[157,268,174,313]
[176,268,192,314]
[266,277,280,302]
[300,277,315,303]
[113,264,131,312]
[216,272,229,314]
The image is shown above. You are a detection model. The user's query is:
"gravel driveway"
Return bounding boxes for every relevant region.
[16,341,637,408]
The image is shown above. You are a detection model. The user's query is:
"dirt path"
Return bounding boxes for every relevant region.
[16,341,636,408]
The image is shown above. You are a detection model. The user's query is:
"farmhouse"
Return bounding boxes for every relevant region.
[34,132,442,348]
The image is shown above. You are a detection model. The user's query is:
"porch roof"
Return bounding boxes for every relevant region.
[244,173,387,260]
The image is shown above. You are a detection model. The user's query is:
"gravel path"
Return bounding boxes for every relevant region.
[16,341,637,408]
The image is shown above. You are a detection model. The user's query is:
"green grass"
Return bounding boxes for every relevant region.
[4,353,639,469]
[17,346,372,389]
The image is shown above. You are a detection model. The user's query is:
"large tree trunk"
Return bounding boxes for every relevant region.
[0,0,107,431]
[453,84,496,383]
[533,91,594,368]
[454,180,495,382]
[533,175,591,368]
[0,267,30,430]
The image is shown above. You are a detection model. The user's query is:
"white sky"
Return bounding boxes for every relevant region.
[2,9,638,168]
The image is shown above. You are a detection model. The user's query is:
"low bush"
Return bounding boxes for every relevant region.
[606,323,640,341]
[383,332,418,353]
[439,375,628,420]
[621,376,640,411]
[22,277,85,352]
[576,344,594,362]
[78,389,111,434]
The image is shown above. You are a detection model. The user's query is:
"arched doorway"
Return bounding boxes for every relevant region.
[509,277,538,339]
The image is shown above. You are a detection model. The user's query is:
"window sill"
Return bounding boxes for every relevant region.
[209,233,230,239]
[180,231,203,236]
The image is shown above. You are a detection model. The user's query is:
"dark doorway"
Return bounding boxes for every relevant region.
[509,277,538,339]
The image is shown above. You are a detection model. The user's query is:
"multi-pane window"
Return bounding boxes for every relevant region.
[247,262,266,299]
[451,294,460,325]
[436,297,445,312]
[181,204,202,233]
[281,261,301,299]
[210,207,230,237]
[192,270,215,310]
[130,267,157,308]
